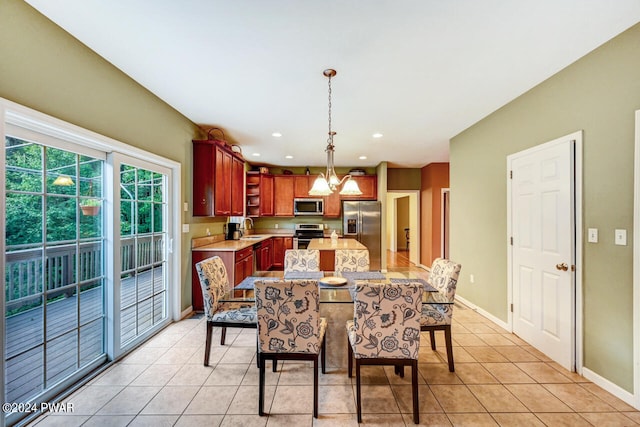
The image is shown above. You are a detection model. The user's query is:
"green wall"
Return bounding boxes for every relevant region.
[388,168,421,190]
[450,23,640,392]
[0,0,201,311]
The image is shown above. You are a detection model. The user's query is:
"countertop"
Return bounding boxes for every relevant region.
[192,234,274,251]
[192,231,345,252]
[308,238,366,251]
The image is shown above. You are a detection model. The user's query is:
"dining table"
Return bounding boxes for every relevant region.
[225,270,452,368]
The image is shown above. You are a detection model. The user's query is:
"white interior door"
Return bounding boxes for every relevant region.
[509,136,575,370]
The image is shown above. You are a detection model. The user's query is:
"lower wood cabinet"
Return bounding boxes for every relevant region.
[191,247,254,311]
[272,236,294,268]
[256,238,274,271]
[234,247,254,286]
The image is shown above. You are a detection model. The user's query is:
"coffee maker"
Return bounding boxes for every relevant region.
[226,222,240,240]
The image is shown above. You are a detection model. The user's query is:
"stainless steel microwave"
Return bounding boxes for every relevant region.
[293,198,324,216]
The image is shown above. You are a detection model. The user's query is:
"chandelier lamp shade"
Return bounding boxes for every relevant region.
[308,69,362,197]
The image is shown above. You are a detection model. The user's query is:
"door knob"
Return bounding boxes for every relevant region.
[555,263,568,271]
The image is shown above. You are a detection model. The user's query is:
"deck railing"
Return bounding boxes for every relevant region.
[5,235,164,310]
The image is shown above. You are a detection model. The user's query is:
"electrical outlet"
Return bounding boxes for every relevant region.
[183,202,188,212]
[275,224,279,229]
[470,274,475,284]
[182,224,189,233]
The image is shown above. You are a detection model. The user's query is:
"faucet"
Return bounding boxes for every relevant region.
[245,217,254,230]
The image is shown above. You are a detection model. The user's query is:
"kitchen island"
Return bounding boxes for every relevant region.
[307,237,367,271]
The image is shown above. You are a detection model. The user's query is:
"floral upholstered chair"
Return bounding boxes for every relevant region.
[254,279,326,418]
[346,282,423,424]
[195,256,257,366]
[334,249,370,273]
[421,257,462,372]
[283,249,320,273]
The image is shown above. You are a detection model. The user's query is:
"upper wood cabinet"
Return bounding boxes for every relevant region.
[341,175,377,200]
[323,190,341,217]
[246,171,274,217]
[274,175,295,216]
[192,139,245,217]
[294,175,313,198]
[230,156,245,216]
[260,174,274,216]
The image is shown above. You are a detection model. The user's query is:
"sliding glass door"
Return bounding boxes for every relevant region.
[4,138,106,406]
[112,155,171,352]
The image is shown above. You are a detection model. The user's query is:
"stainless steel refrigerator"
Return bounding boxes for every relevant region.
[342,201,382,270]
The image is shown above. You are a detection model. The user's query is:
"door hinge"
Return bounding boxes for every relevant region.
[571,264,575,272]
[510,236,513,245]
[509,170,513,179]
[510,303,513,313]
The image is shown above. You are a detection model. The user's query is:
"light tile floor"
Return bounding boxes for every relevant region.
[31,266,640,426]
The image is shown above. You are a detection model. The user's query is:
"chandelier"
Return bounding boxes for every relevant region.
[308,69,362,197]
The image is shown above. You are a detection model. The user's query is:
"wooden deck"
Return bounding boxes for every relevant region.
[5,267,165,403]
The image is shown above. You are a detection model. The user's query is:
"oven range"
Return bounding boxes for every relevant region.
[293,223,324,249]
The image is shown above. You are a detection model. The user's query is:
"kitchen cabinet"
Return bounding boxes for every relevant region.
[341,175,377,200]
[231,156,245,215]
[246,171,274,217]
[272,236,294,268]
[274,175,294,216]
[294,175,313,197]
[256,238,274,271]
[323,190,341,217]
[233,246,254,286]
[192,139,245,217]
[192,246,255,311]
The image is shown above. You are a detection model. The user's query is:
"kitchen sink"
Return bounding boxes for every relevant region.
[240,235,266,240]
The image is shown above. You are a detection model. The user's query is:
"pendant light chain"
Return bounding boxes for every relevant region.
[308,68,362,197]
[327,73,333,146]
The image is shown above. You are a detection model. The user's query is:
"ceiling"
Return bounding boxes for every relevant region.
[25,1,640,169]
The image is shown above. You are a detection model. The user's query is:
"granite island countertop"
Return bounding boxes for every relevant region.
[308,238,366,251]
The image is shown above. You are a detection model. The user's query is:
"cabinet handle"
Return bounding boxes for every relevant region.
[201,198,206,205]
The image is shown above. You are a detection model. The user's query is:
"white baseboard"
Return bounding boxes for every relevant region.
[455,295,638,409]
[582,367,637,409]
[181,306,194,320]
[455,294,510,332]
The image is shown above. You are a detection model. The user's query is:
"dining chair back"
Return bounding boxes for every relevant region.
[254,279,326,418]
[195,256,257,366]
[347,281,423,424]
[283,249,320,273]
[421,257,462,372]
[334,249,370,273]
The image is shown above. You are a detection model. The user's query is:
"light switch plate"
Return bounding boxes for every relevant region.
[615,229,627,246]
[587,228,598,243]
[182,224,190,233]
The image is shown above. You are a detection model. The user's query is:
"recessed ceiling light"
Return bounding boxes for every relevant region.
[285,155,293,159]
[272,132,282,137]
[359,156,367,160]
[252,153,261,157]
[372,133,383,138]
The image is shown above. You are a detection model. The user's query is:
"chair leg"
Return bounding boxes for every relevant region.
[444,325,455,372]
[355,360,362,423]
[220,326,227,345]
[412,360,419,424]
[313,357,319,418]
[429,330,436,350]
[347,340,353,378]
[258,354,266,416]
[204,322,213,366]
[321,336,326,374]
